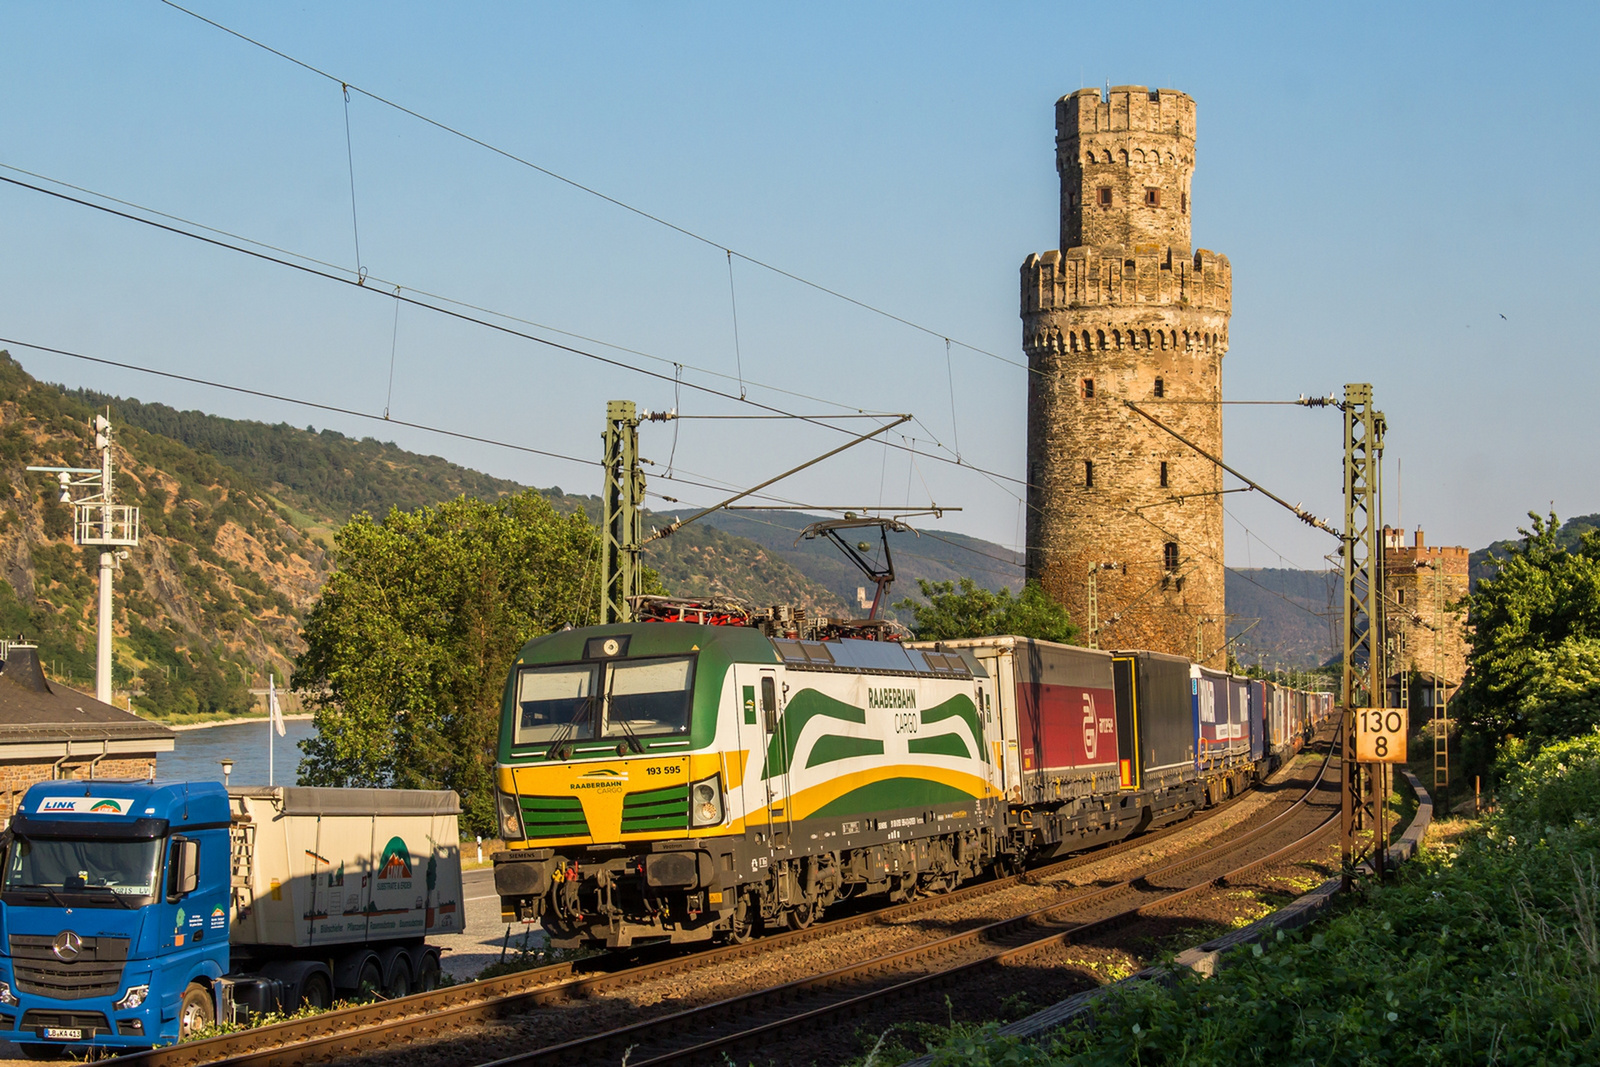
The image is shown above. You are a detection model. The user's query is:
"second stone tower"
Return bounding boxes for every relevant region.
[1022,86,1230,666]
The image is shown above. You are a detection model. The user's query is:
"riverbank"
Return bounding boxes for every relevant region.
[166,712,315,732]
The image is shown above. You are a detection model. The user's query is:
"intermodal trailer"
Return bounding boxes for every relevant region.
[1111,651,1202,823]
[1247,678,1267,764]
[921,637,1129,855]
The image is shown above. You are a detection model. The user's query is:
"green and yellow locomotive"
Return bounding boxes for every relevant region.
[490,619,1003,947]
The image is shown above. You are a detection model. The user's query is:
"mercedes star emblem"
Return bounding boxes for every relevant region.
[52,930,82,962]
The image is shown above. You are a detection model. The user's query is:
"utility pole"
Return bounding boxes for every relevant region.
[1339,383,1385,884]
[28,413,140,704]
[599,401,648,625]
[1084,562,1118,649]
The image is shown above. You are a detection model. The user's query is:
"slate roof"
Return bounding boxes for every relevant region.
[0,646,174,746]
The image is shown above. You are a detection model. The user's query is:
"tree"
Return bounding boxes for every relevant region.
[894,577,1077,644]
[1457,511,1600,752]
[294,491,630,834]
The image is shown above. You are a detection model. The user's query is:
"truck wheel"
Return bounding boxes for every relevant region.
[356,958,383,1001]
[416,951,442,992]
[299,972,333,1011]
[178,982,215,1038]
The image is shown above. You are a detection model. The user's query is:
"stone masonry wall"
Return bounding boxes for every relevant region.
[0,756,159,818]
[1023,86,1229,667]
[1384,527,1471,688]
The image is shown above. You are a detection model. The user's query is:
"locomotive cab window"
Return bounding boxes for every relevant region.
[603,656,696,738]
[515,664,599,744]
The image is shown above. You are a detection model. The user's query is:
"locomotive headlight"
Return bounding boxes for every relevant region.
[497,789,524,840]
[689,774,724,827]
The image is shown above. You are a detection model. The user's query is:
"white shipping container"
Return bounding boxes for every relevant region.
[227,787,464,950]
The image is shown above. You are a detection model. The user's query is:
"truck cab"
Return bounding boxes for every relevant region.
[0,780,231,1054]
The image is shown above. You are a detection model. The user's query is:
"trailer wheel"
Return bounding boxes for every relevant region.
[416,950,442,991]
[356,958,384,1001]
[178,982,215,1038]
[300,972,333,1011]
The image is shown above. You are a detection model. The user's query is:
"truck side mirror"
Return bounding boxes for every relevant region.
[168,837,199,902]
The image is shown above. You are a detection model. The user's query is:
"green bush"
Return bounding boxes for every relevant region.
[908,739,1600,1066]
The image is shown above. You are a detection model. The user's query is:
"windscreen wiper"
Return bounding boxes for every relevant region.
[14,884,71,909]
[82,885,135,909]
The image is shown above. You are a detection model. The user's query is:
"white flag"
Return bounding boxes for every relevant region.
[269,675,286,738]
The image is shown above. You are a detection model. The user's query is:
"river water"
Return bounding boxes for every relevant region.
[156,717,318,786]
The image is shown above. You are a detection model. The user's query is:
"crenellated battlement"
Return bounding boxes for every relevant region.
[1020,245,1231,315]
[1056,86,1196,141]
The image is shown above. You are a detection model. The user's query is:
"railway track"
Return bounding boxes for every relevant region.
[470,746,1340,1067]
[103,739,1334,1067]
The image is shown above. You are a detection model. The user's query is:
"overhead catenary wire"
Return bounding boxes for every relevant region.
[0,171,1032,497]
[0,162,880,419]
[157,0,1032,376]
[0,334,855,514]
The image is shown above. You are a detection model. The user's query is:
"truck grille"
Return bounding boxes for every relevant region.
[20,1009,110,1036]
[519,795,588,839]
[10,935,128,1000]
[622,784,689,833]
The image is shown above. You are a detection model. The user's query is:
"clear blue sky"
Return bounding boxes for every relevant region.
[2,2,1594,568]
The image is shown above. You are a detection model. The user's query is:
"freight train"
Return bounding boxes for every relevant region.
[490,605,1332,949]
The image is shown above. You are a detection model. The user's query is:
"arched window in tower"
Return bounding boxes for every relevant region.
[1181,191,1188,214]
[1084,460,1094,488]
[1163,542,1180,571]
[1154,376,1165,397]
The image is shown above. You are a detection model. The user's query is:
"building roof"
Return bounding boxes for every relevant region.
[0,646,174,747]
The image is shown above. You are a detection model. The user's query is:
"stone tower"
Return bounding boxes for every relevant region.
[1021,86,1231,666]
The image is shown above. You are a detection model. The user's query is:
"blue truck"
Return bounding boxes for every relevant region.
[0,779,464,1056]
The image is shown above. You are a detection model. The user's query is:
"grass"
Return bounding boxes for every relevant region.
[897,731,1600,1066]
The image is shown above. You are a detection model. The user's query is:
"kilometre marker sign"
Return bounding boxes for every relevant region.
[1356,707,1408,763]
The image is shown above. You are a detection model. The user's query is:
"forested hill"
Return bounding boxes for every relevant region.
[70,390,522,528]
[2,354,842,721]
[1470,512,1600,585]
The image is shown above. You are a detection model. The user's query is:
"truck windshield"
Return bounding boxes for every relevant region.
[3,836,163,903]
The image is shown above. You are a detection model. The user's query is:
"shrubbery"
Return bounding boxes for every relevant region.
[908,733,1600,1066]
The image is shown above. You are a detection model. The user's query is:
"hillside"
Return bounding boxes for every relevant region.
[2,354,844,718]
[0,352,329,716]
[1224,568,1338,669]
[1469,511,1600,585]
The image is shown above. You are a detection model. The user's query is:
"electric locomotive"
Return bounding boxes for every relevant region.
[490,620,1004,947]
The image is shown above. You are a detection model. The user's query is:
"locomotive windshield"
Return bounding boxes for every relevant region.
[514,655,695,745]
[603,657,694,738]
[515,664,599,743]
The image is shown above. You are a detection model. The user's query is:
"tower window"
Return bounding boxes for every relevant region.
[1163,542,1180,571]
[1144,188,1161,207]
[1398,589,1406,605]
[1180,191,1188,214]
[1098,187,1113,208]
[1084,460,1094,488]
[1159,461,1169,488]
[1082,378,1094,399]
[1153,376,1165,398]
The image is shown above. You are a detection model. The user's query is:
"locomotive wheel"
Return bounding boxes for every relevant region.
[727,892,758,943]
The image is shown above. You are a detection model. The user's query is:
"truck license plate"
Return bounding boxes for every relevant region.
[44,1027,84,1041]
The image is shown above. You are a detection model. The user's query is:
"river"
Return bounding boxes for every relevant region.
[156,717,319,786]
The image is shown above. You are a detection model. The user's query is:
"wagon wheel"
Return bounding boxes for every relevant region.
[786,898,817,930]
